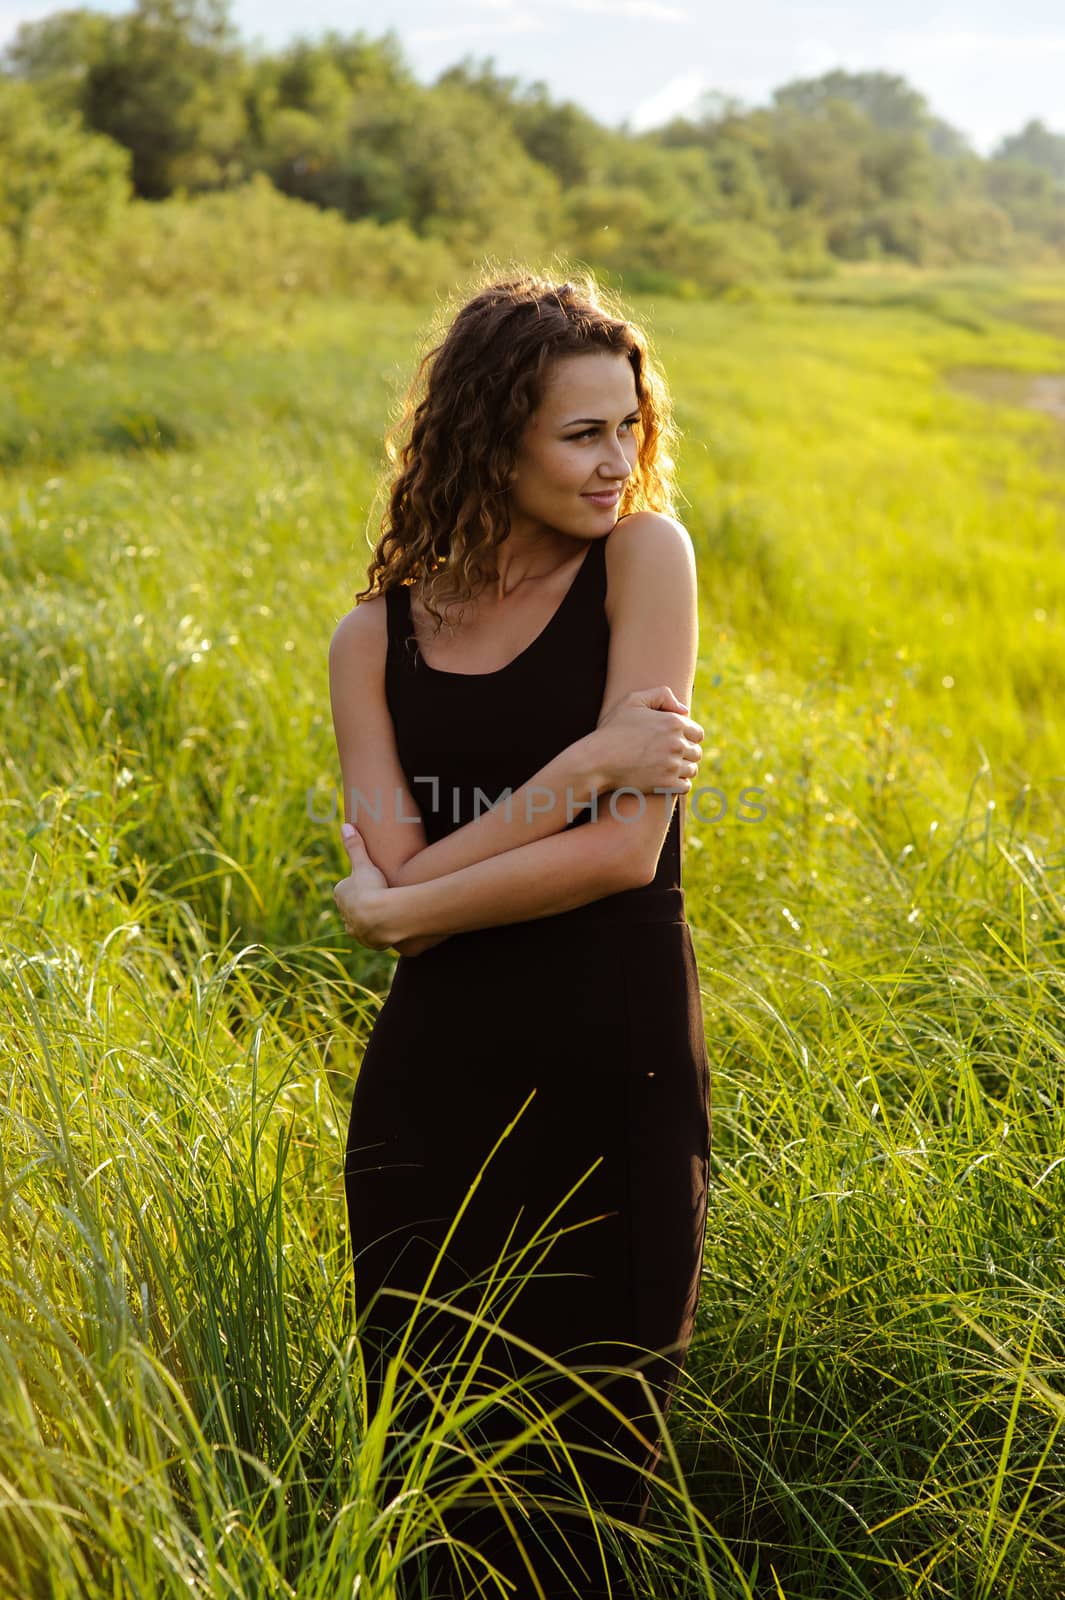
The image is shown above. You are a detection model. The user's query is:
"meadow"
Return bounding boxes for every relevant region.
[1,265,1063,1599]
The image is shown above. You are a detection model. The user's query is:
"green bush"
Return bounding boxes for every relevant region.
[0,77,130,336]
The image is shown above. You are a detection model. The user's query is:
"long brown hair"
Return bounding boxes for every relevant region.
[354,266,681,639]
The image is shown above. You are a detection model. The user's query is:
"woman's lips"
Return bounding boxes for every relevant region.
[583,491,620,506]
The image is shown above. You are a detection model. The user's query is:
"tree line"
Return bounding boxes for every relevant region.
[3,0,1065,342]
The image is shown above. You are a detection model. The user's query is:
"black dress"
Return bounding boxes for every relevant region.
[345,532,712,1599]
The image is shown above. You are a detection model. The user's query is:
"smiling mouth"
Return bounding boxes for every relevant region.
[583,490,620,502]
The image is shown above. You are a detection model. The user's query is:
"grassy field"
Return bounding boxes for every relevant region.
[1,267,1064,1598]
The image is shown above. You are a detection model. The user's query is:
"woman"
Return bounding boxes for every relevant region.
[330,272,712,1599]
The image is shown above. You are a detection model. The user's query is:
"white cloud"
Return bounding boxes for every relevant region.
[793,37,843,78]
[409,0,688,49]
[564,0,688,17]
[629,70,705,133]
[409,11,546,42]
[882,29,1065,55]
[471,0,687,11]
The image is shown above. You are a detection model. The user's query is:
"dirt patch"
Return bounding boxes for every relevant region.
[943,367,1065,420]
[1026,375,1065,419]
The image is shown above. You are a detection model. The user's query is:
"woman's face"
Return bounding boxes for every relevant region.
[507,351,641,538]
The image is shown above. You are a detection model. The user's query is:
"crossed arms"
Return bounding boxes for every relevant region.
[328,513,699,954]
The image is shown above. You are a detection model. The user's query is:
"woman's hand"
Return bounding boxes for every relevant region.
[590,686,704,795]
[333,823,396,951]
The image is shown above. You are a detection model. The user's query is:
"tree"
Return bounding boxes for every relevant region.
[993,120,1065,188]
[0,8,113,118]
[925,116,973,160]
[435,60,607,190]
[770,99,881,216]
[80,0,248,196]
[984,157,1065,243]
[773,69,932,137]
[365,83,563,259]
[0,78,130,329]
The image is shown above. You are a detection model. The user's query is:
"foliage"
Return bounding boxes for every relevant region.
[3,9,1065,317]
[0,77,129,328]
[0,175,460,357]
[993,119,1065,187]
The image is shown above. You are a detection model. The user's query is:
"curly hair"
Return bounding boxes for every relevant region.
[353,265,682,640]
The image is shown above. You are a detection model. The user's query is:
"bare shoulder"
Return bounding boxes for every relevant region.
[329,591,388,668]
[604,511,696,617]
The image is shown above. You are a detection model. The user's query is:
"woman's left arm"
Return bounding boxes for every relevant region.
[336,802,648,950]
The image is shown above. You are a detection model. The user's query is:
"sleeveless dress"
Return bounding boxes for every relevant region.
[344,532,712,1599]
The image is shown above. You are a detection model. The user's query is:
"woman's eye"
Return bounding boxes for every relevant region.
[569,421,636,441]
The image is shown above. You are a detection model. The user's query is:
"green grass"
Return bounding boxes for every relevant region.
[1,272,1064,1597]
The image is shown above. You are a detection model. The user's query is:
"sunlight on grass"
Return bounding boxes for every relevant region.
[2,270,1064,1597]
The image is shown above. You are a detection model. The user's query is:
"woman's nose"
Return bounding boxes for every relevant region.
[599,438,632,475]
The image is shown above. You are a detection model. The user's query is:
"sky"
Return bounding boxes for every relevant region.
[2,0,1064,156]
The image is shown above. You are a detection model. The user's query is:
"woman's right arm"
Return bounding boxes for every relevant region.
[391,687,701,888]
